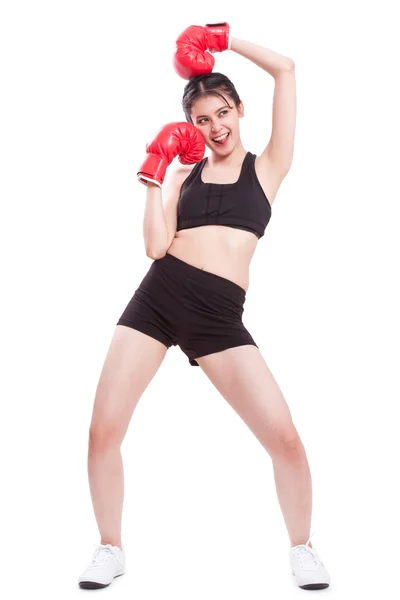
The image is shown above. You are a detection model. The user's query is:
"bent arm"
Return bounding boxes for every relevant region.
[230,37,294,77]
[230,36,296,174]
[143,183,169,259]
[142,165,193,259]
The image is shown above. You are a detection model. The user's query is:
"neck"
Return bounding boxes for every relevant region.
[207,143,247,168]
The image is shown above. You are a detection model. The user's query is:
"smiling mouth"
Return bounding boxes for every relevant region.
[212,132,230,145]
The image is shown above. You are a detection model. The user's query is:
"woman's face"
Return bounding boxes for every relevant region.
[191,94,244,153]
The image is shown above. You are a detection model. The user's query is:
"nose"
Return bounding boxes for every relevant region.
[211,123,222,134]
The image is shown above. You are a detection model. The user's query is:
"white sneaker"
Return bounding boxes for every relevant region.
[290,532,330,590]
[78,543,125,589]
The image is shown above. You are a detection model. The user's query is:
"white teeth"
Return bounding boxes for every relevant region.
[213,132,229,142]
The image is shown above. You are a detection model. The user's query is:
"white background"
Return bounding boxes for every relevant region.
[1,1,399,598]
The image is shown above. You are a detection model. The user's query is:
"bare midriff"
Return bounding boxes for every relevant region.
[166,224,258,293]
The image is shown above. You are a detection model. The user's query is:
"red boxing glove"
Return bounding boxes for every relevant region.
[137,122,205,187]
[173,22,230,79]
[204,22,231,53]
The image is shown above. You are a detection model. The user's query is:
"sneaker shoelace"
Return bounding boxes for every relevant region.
[293,531,323,571]
[90,544,121,569]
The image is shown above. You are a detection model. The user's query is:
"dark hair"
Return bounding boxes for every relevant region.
[181,72,241,124]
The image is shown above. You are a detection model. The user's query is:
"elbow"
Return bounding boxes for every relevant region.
[146,248,167,260]
[146,235,174,260]
[145,232,175,260]
[144,236,168,260]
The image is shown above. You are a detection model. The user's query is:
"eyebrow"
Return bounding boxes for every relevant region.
[195,106,228,120]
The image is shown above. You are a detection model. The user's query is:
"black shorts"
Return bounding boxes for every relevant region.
[116,253,258,366]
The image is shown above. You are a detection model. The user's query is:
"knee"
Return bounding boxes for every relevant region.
[268,428,305,461]
[88,422,122,451]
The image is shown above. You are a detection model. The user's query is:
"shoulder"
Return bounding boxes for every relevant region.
[162,162,197,198]
[174,163,197,185]
[165,160,200,191]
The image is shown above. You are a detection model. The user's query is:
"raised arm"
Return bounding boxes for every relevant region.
[230,37,296,175]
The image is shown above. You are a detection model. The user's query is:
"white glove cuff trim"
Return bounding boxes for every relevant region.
[138,175,162,188]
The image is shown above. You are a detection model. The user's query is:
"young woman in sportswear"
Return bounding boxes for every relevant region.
[78,23,330,591]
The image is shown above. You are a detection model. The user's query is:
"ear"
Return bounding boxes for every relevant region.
[237,101,244,118]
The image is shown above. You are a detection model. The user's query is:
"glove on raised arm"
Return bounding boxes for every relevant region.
[173,22,230,79]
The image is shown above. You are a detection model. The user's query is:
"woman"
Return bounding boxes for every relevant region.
[78,28,330,591]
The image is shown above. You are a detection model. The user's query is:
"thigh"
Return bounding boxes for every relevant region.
[196,345,298,454]
[178,272,257,367]
[89,325,168,445]
[117,260,182,349]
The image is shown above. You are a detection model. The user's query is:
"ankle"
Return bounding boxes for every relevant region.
[291,541,312,548]
[100,540,123,550]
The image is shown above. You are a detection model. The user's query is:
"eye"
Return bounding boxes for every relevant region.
[198,110,229,125]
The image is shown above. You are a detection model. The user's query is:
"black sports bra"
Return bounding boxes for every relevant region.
[176,151,271,239]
